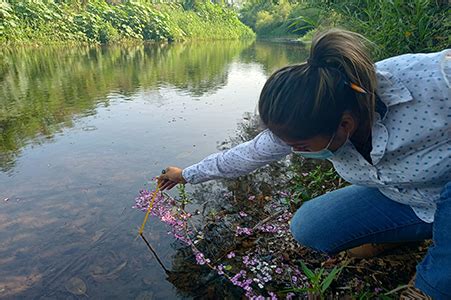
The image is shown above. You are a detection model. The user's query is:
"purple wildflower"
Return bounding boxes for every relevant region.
[227,251,236,259]
[258,224,279,233]
[236,226,253,236]
[134,189,194,245]
[243,255,258,267]
[239,211,248,217]
[230,270,246,286]
[194,251,210,265]
[216,264,225,275]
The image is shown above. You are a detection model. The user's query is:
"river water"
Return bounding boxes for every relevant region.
[0,41,308,299]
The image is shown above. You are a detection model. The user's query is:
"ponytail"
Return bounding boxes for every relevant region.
[259,28,377,141]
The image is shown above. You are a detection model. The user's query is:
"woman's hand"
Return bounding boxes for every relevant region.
[158,166,187,191]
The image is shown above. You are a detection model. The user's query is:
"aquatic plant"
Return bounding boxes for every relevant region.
[134,180,344,299]
[134,188,263,298]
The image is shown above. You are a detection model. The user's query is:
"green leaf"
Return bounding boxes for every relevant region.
[320,266,341,294]
[224,265,232,271]
[300,261,315,280]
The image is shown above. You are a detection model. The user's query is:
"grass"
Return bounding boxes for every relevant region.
[239,0,449,59]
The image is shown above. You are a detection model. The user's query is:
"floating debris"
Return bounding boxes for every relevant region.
[65,277,87,296]
[89,252,128,283]
[81,126,97,132]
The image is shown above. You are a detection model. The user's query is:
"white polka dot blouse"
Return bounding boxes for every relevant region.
[182,49,451,223]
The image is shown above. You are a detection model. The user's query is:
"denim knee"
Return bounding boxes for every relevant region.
[290,201,336,254]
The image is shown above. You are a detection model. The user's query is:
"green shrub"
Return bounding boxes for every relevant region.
[0,0,254,45]
[0,2,21,42]
[240,0,447,58]
[303,0,450,59]
[240,0,322,37]
[165,2,254,41]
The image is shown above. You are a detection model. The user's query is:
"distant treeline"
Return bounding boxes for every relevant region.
[0,0,254,45]
[239,0,450,59]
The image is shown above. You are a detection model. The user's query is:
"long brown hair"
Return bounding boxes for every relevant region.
[258,28,377,140]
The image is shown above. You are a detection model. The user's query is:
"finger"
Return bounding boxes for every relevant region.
[160,180,175,191]
[159,180,170,190]
[157,177,166,188]
[158,179,171,190]
[165,182,178,190]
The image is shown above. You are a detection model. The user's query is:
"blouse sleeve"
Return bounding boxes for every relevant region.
[182,129,291,184]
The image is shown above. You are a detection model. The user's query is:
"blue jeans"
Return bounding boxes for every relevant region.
[290,183,451,299]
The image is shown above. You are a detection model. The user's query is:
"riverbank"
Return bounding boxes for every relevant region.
[138,116,427,299]
[0,1,254,46]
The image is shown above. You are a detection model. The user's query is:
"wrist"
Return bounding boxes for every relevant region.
[180,170,187,184]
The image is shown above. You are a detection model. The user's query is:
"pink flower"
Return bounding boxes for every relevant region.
[216,264,225,275]
[239,211,248,217]
[227,251,236,259]
[242,255,250,265]
[248,195,256,201]
[161,211,175,223]
[236,226,253,236]
[134,189,193,246]
[258,224,279,233]
[194,251,210,265]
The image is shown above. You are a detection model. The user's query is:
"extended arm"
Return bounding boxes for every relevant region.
[182,129,291,184]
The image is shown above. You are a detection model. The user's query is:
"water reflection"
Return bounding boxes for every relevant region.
[240,41,307,75]
[0,40,308,299]
[0,41,258,173]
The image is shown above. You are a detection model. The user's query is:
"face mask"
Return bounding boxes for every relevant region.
[292,132,348,160]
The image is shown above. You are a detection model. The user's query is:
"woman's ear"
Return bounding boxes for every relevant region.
[338,112,357,137]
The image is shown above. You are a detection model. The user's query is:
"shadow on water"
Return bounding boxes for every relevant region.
[0,40,309,299]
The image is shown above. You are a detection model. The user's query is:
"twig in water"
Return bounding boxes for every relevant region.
[140,233,171,274]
